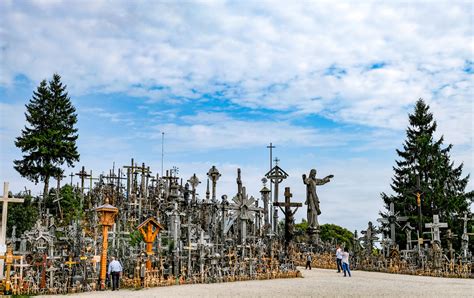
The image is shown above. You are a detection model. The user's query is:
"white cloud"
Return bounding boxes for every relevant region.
[143,111,352,152]
[0,1,471,145]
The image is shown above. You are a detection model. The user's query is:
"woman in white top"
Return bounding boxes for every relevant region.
[342,248,351,277]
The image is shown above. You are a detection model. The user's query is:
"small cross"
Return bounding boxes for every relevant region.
[172,166,179,176]
[65,255,78,268]
[273,157,280,166]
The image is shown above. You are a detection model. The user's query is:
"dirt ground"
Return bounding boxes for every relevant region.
[38,267,473,297]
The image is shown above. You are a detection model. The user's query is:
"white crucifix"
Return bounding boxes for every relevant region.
[0,182,25,278]
[425,214,448,244]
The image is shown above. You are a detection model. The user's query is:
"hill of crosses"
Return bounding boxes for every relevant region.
[0,157,472,295]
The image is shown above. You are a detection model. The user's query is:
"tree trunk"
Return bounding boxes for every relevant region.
[43,176,50,199]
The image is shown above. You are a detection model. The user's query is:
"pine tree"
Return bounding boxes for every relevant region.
[380,99,472,250]
[7,192,39,237]
[14,74,80,197]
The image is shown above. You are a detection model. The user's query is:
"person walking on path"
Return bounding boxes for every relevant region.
[342,248,351,277]
[305,253,312,270]
[335,245,343,273]
[108,256,123,291]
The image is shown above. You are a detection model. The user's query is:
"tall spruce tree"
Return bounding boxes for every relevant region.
[380,99,472,250]
[14,74,80,197]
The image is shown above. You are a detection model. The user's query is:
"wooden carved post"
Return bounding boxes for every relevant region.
[137,217,163,270]
[95,196,118,290]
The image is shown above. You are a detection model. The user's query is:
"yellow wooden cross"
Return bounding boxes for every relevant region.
[65,256,77,268]
[137,217,163,270]
[0,245,22,294]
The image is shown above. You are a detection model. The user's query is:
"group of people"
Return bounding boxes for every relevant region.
[304,244,351,277]
[336,244,351,277]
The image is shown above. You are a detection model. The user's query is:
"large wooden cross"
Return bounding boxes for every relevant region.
[0,182,24,279]
[274,187,301,251]
[75,166,91,194]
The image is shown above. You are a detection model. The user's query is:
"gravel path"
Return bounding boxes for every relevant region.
[38,267,473,297]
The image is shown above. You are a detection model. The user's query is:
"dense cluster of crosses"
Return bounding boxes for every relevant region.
[0,161,304,294]
[0,158,472,294]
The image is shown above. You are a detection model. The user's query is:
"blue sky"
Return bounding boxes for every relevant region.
[0,1,472,234]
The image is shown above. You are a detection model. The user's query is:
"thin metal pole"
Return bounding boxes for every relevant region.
[161,132,164,177]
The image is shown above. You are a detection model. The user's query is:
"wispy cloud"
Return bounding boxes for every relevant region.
[0,1,471,143]
[143,111,352,152]
[81,107,135,126]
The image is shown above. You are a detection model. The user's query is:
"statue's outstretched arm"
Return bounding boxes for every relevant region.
[316,175,334,185]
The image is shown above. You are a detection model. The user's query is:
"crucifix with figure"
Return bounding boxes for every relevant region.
[458,212,473,259]
[410,174,429,245]
[274,187,302,254]
[0,182,24,279]
[425,214,448,244]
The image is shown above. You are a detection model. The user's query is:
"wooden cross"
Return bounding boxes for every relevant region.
[182,241,197,276]
[410,174,429,242]
[360,221,379,255]
[273,187,302,251]
[75,166,91,193]
[0,182,24,279]
[0,245,22,294]
[425,214,448,244]
[444,229,458,260]
[69,172,75,185]
[33,254,47,289]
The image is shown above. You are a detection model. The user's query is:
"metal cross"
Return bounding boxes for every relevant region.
[273,157,280,166]
[377,201,408,244]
